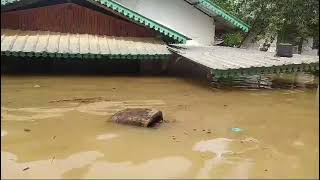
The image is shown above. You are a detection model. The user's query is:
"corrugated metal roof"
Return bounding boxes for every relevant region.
[169,44,319,77]
[1,29,171,59]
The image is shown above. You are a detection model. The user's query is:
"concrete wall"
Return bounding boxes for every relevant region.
[301,37,318,56]
[114,0,215,45]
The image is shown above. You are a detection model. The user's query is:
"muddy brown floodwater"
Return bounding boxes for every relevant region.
[1,75,319,179]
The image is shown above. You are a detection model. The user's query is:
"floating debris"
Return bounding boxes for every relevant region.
[24,129,31,132]
[231,128,243,133]
[33,85,40,88]
[51,156,55,164]
[241,137,259,143]
[111,108,163,127]
[49,97,109,104]
[22,167,30,171]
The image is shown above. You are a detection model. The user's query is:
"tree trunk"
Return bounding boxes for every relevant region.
[240,5,266,49]
[240,30,260,49]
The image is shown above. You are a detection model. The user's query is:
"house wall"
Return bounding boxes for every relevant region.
[1,3,157,37]
[114,0,216,45]
[301,37,318,56]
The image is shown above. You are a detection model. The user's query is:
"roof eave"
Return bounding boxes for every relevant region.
[196,0,251,33]
[1,0,190,43]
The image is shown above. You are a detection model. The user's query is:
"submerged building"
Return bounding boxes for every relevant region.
[1,0,319,77]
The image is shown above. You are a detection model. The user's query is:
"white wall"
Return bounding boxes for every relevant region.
[114,0,215,45]
[301,37,318,56]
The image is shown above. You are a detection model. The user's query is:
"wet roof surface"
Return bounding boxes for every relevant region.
[170,45,319,70]
[1,29,171,58]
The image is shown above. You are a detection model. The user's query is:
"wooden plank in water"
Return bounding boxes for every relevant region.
[111,108,163,127]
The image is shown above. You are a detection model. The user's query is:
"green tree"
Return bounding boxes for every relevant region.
[213,0,319,47]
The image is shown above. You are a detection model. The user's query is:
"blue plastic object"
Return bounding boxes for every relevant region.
[231,128,243,132]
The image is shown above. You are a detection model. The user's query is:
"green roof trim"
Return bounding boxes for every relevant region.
[94,0,189,43]
[211,63,319,78]
[198,0,251,32]
[1,51,171,60]
[1,0,190,43]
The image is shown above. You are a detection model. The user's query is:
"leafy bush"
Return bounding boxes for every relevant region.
[223,32,244,47]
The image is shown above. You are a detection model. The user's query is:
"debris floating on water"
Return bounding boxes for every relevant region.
[24,129,31,132]
[49,97,109,104]
[22,167,30,171]
[51,156,55,164]
[33,85,40,88]
[231,128,243,133]
[111,108,163,127]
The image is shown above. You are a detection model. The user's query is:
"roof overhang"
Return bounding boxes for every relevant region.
[185,0,251,32]
[1,0,190,43]
[1,29,171,59]
[169,44,319,78]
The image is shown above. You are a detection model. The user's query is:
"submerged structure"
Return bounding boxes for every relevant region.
[1,0,319,77]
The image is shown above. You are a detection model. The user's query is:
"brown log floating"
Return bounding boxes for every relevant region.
[111,108,163,127]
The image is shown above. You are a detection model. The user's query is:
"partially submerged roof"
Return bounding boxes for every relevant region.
[1,29,171,59]
[185,0,251,32]
[169,45,319,78]
[1,0,190,43]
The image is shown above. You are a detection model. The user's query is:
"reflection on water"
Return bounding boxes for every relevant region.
[1,130,8,137]
[1,75,319,179]
[1,100,166,121]
[96,133,119,141]
[192,138,260,179]
[85,156,192,179]
[1,151,104,179]
[212,73,319,89]
[193,138,234,158]
[193,138,234,179]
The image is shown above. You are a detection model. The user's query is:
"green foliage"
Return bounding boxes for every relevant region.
[223,32,244,47]
[212,0,319,43]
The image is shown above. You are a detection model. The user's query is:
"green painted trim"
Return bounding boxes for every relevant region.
[95,0,188,43]
[1,51,172,60]
[211,63,320,78]
[1,0,189,43]
[198,0,251,32]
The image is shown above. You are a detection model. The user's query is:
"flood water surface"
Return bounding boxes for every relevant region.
[1,76,319,179]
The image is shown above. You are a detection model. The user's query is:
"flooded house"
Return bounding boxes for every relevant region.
[1,0,251,75]
[1,0,318,79]
[1,1,319,179]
